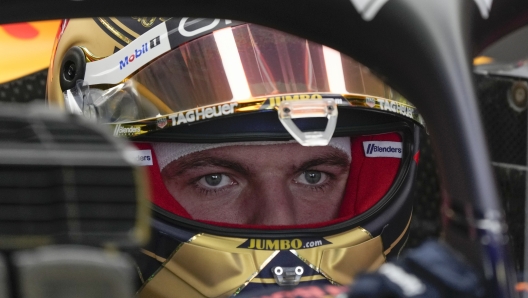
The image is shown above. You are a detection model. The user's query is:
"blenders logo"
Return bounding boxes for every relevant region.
[114,124,142,136]
[127,149,153,166]
[119,36,161,70]
[366,144,401,154]
[238,238,332,250]
[363,141,403,158]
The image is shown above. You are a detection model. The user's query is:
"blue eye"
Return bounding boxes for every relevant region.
[198,174,233,188]
[295,171,327,185]
[205,174,222,186]
[304,171,321,184]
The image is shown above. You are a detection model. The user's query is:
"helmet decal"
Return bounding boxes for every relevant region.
[84,18,242,85]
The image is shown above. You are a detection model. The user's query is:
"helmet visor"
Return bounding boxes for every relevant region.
[68,23,410,124]
[129,23,393,113]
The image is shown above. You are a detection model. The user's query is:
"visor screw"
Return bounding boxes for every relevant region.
[283,107,291,114]
[295,266,304,275]
[64,61,76,81]
[327,105,334,111]
[60,46,86,91]
[274,267,283,275]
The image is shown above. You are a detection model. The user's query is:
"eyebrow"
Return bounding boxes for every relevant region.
[165,150,350,177]
[167,155,251,177]
[297,152,351,171]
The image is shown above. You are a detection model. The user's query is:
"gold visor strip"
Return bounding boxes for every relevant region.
[110,93,424,138]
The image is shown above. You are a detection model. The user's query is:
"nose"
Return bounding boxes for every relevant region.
[246,181,297,226]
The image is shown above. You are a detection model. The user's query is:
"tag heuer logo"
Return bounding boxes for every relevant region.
[366,97,376,108]
[157,117,168,129]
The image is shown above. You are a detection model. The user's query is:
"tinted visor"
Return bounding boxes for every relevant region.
[130,23,393,113]
[70,23,404,123]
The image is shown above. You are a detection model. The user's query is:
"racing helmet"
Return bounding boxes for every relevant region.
[47,17,425,297]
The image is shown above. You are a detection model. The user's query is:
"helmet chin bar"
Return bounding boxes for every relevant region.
[278,99,338,146]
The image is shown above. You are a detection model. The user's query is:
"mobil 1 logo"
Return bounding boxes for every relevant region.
[150,36,160,48]
[119,35,162,70]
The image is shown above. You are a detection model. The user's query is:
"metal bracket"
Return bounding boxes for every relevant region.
[278,98,338,146]
[272,266,304,286]
[65,89,83,115]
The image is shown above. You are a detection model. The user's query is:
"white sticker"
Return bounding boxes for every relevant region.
[168,103,238,126]
[84,22,171,85]
[113,124,141,137]
[125,149,153,166]
[363,141,402,158]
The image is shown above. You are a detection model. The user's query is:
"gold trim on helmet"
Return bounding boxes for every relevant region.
[79,46,105,62]
[137,226,397,298]
[97,17,132,44]
[231,250,279,296]
[384,214,412,256]
[110,93,423,138]
[111,17,142,38]
[141,249,167,263]
[137,233,202,289]
[290,250,339,285]
[131,17,173,28]
[359,227,374,238]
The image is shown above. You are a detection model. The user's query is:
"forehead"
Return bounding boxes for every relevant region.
[193,143,347,159]
[166,143,351,171]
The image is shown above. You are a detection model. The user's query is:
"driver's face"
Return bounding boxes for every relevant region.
[161,143,351,225]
